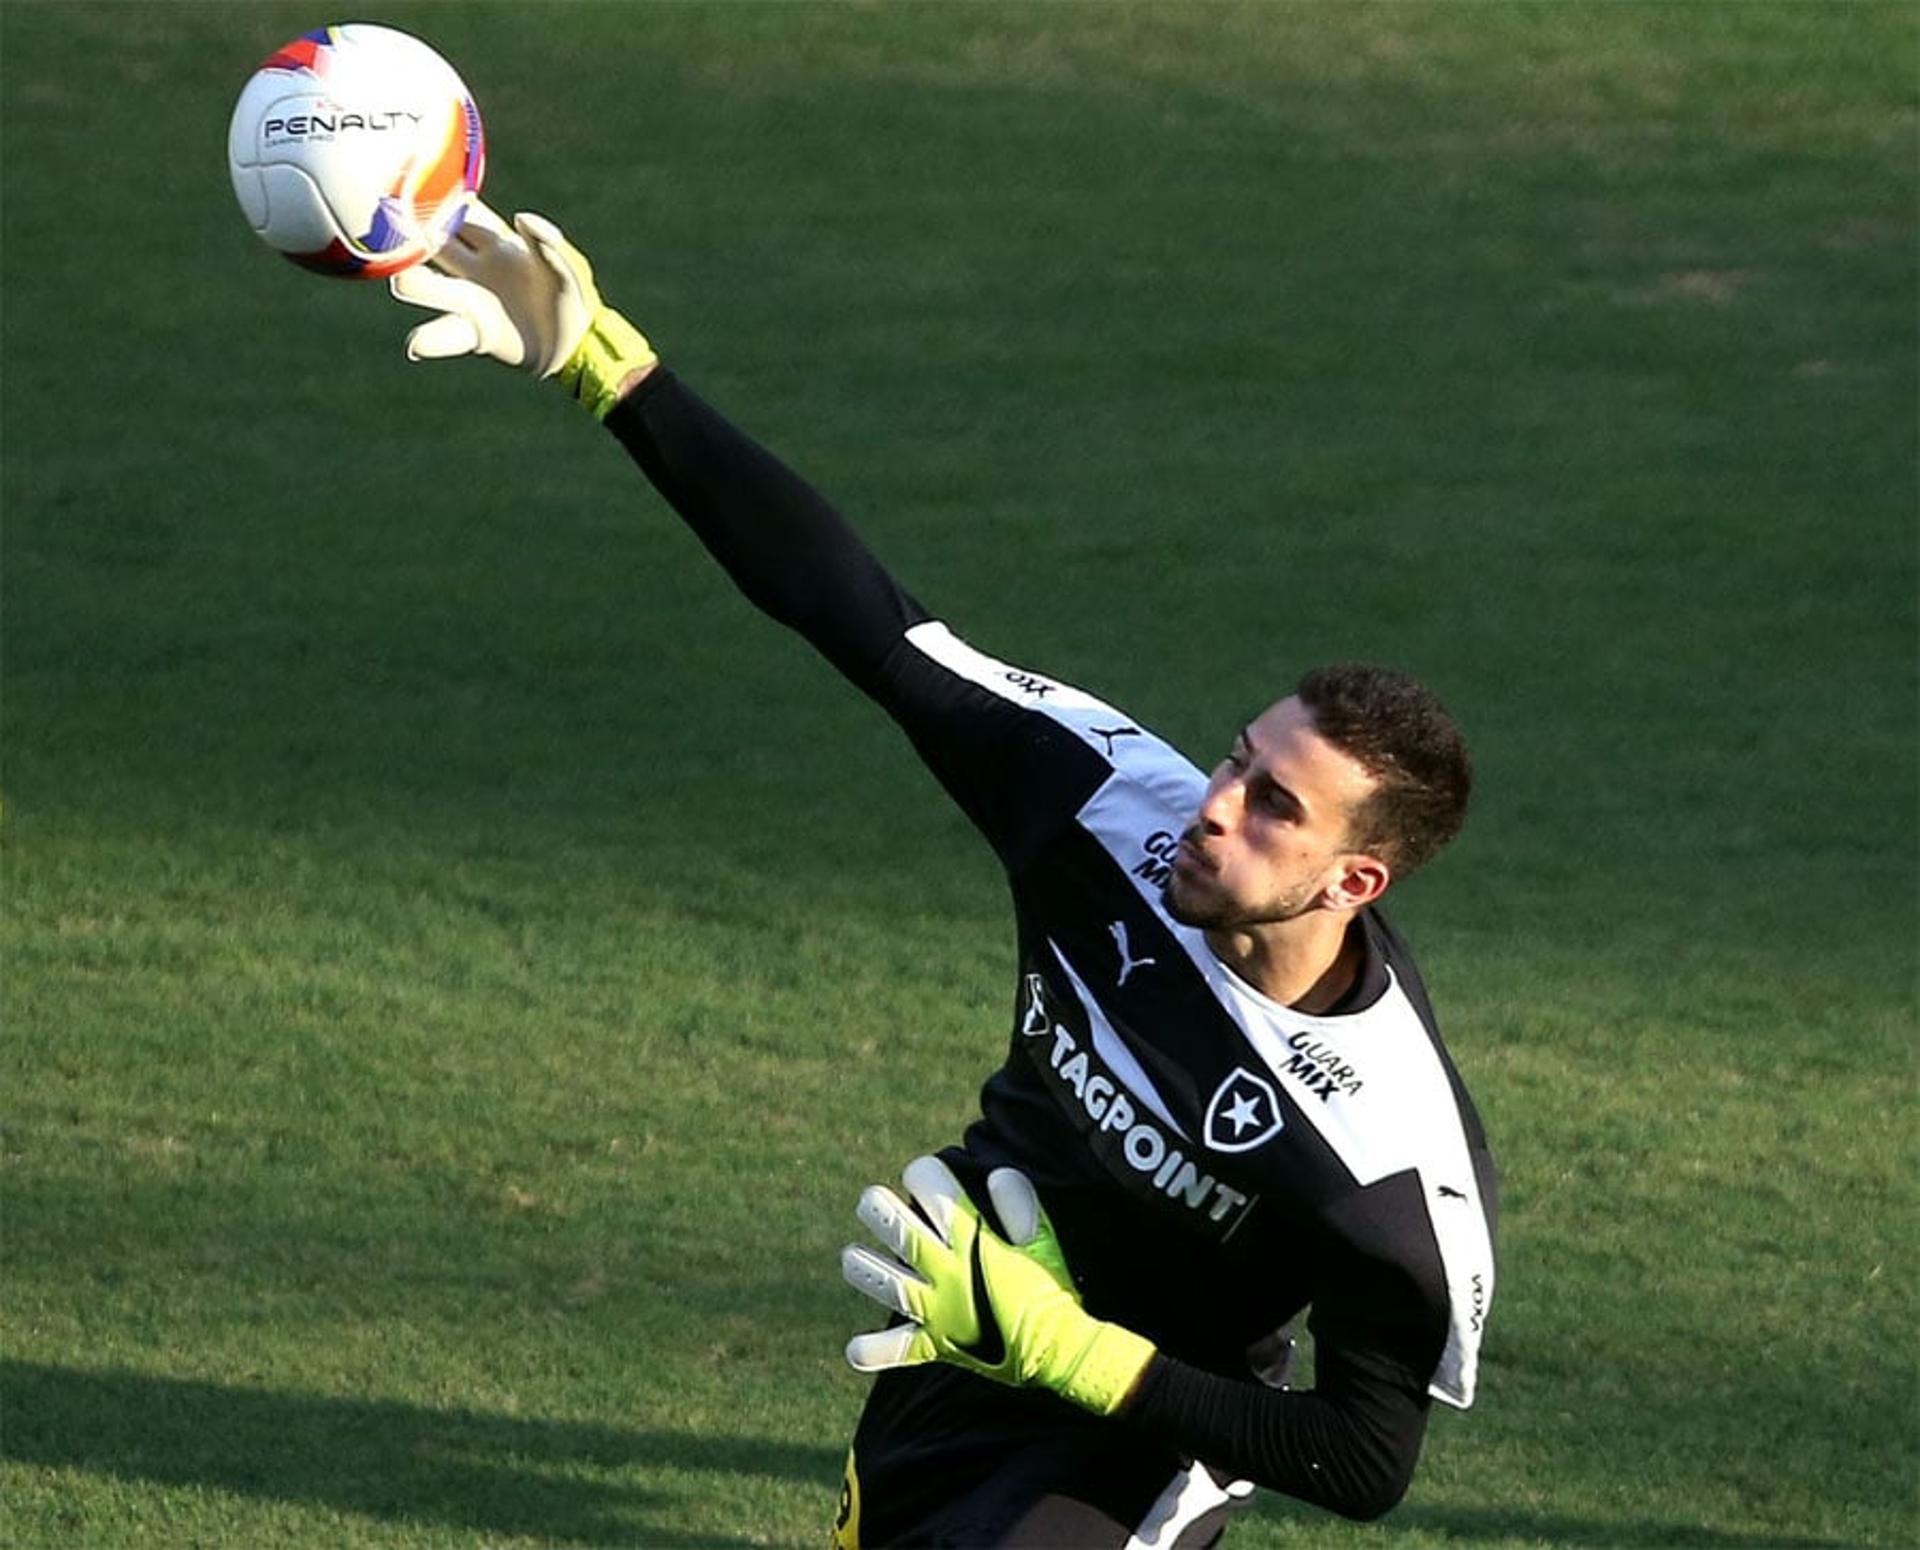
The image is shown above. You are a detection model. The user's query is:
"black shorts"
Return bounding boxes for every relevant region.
[834,1365,1251,1548]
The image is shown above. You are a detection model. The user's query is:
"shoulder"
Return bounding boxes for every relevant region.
[904,621,1206,801]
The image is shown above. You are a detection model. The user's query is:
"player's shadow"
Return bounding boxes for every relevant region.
[1388,1504,1854,1548]
[2,1358,837,1547]
[1252,1498,1857,1548]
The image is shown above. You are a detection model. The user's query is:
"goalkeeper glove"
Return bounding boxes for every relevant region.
[840,1155,1156,1417]
[389,200,657,420]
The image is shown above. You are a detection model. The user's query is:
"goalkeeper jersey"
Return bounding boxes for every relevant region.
[605,372,1497,1523]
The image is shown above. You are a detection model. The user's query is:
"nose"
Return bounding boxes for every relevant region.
[1196,769,1242,835]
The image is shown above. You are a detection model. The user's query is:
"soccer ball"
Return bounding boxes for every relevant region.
[228,23,485,279]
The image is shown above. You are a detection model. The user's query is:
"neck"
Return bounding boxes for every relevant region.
[1206,911,1361,1013]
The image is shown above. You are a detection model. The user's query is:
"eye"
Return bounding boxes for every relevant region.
[1252,778,1301,821]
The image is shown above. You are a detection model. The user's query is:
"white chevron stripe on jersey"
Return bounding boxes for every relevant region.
[903,621,1207,816]
[1049,939,1187,1137]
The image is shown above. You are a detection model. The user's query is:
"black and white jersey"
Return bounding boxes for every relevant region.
[607,372,1497,1522]
[909,622,1495,1414]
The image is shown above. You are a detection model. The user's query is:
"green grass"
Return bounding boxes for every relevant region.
[3,1,1915,1545]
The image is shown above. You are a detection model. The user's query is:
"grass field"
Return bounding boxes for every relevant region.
[3,2,1916,1546]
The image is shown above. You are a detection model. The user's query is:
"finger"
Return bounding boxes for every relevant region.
[900,1155,971,1248]
[840,1243,923,1319]
[513,210,575,258]
[390,264,485,313]
[517,210,594,300]
[846,1324,928,1373]
[855,1184,938,1267]
[429,206,522,280]
[460,197,511,237]
[987,1166,1073,1288]
[986,1167,1042,1246]
[436,197,509,258]
[402,313,483,362]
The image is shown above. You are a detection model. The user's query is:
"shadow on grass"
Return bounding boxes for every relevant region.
[2,1359,836,1547]
[1403,1504,1858,1548]
[9,1357,1863,1550]
[1259,1498,1857,1549]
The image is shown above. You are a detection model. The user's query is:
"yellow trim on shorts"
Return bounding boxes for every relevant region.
[830,1447,861,1549]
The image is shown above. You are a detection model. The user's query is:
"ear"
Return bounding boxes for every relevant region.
[1323,853,1391,911]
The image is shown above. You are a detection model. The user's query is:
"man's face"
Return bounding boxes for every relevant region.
[1163,696,1383,931]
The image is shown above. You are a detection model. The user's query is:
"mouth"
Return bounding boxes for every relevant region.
[1174,833,1216,877]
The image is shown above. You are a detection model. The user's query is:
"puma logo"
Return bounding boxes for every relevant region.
[1110,920,1157,986]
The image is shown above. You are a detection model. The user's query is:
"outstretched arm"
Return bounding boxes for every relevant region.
[389,203,1115,864]
[392,202,928,687]
[604,371,933,700]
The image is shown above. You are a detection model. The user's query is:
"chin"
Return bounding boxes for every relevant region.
[1162,878,1227,930]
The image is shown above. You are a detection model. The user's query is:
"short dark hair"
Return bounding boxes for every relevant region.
[1295,663,1472,880]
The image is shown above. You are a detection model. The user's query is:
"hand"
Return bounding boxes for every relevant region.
[841,1156,1156,1417]
[389,201,657,419]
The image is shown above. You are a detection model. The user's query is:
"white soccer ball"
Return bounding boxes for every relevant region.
[228,23,485,279]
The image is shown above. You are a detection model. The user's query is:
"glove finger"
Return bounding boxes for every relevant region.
[900,1155,971,1248]
[436,198,511,262]
[840,1243,924,1320]
[390,263,487,313]
[855,1183,944,1271]
[402,312,484,362]
[457,197,512,238]
[986,1167,1043,1246]
[429,206,527,284]
[514,210,580,267]
[516,211,598,303]
[845,1323,930,1373]
[987,1166,1075,1290]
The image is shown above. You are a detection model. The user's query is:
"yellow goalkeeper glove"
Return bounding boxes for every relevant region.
[841,1155,1156,1417]
[389,200,656,420]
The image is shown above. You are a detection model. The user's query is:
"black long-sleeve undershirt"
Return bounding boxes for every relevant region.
[1128,1353,1425,1521]
[607,370,929,697]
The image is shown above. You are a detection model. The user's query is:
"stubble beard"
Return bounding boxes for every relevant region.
[1162,873,1227,929]
[1162,870,1316,932]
